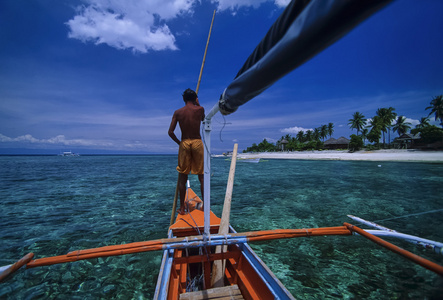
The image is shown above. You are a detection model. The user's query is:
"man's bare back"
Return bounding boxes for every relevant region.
[168,101,204,144]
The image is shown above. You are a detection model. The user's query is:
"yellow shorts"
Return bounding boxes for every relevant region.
[177,139,204,175]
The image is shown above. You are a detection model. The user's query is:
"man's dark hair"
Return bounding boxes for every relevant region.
[182,88,197,102]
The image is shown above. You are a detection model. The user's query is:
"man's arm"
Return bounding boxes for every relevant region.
[168,113,181,145]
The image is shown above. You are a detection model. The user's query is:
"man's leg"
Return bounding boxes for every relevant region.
[178,173,188,214]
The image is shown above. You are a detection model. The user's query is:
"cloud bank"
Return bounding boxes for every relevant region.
[212,0,289,11]
[67,0,290,53]
[280,126,314,134]
[0,133,113,147]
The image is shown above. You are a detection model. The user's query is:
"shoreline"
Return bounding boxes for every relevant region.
[214,149,443,162]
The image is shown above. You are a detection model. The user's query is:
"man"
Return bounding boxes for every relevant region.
[168,88,205,215]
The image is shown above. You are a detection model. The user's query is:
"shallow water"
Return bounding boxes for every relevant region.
[0,155,442,299]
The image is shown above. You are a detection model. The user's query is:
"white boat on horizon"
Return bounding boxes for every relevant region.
[59,151,79,157]
[237,157,260,163]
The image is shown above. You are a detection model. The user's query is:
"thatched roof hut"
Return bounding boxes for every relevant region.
[278,139,288,151]
[394,133,421,149]
[324,136,350,149]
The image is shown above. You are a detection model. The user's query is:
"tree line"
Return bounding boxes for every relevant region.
[244,95,443,153]
[244,123,334,152]
[348,95,443,149]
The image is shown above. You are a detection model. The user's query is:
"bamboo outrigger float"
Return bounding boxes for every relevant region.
[1,0,443,298]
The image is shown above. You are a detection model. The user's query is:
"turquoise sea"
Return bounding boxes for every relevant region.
[0,155,442,299]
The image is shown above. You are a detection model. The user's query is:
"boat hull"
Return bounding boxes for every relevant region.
[154,208,294,300]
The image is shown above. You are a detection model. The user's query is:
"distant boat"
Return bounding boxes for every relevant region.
[237,157,260,163]
[225,157,261,163]
[59,151,79,157]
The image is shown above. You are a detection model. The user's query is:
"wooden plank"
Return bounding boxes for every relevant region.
[179,284,243,300]
[212,144,238,288]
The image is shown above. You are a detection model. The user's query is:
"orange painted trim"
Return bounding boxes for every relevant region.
[26,227,352,268]
[170,209,221,231]
[344,223,443,277]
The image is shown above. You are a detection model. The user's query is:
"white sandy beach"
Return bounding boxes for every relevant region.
[222,149,443,162]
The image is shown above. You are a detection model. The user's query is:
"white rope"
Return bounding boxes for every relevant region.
[372,209,443,223]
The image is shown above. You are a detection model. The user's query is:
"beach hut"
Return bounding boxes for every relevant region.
[278,139,289,151]
[324,137,350,150]
[394,133,421,149]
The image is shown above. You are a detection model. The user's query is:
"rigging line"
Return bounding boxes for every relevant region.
[217,114,231,143]
[372,209,443,223]
[181,219,202,236]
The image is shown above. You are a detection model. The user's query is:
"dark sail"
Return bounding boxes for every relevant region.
[218,0,392,115]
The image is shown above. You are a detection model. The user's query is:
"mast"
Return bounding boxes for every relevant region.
[196,10,216,94]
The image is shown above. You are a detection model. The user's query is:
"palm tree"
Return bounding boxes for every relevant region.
[348,112,366,135]
[313,128,320,141]
[320,124,328,141]
[416,117,431,129]
[305,130,313,142]
[376,107,396,147]
[296,131,304,143]
[327,123,334,138]
[361,128,369,145]
[376,108,388,146]
[386,107,397,144]
[367,116,382,145]
[392,116,412,136]
[426,95,443,127]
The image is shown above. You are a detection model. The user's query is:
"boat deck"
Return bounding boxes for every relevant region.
[179,284,243,300]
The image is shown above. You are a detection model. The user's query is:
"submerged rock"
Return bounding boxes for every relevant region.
[103,284,116,294]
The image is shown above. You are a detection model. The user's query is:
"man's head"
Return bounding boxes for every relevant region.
[182,88,198,103]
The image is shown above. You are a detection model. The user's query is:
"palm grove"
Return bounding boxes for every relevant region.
[244,95,443,153]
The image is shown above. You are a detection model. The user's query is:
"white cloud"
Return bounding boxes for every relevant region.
[264,137,277,143]
[280,126,313,134]
[211,0,267,11]
[66,0,196,53]
[211,0,289,11]
[274,0,291,7]
[405,117,419,127]
[67,0,289,53]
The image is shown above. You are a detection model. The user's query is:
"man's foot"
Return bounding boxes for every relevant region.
[177,208,186,215]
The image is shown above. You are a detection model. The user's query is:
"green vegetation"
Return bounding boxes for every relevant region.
[349,134,364,152]
[426,95,443,127]
[411,125,443,145]
[243,95,443,152]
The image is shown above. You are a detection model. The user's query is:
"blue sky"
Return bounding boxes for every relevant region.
[0,0,442,154]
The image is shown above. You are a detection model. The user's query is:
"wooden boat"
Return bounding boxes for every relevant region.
[154,188,295,300]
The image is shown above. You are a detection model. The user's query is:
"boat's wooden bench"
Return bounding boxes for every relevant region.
[179,284,244,300]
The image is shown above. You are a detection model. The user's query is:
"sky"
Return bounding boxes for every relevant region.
[0,0,442,155]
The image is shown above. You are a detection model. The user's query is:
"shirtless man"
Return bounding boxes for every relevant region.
[168,88,205,215]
